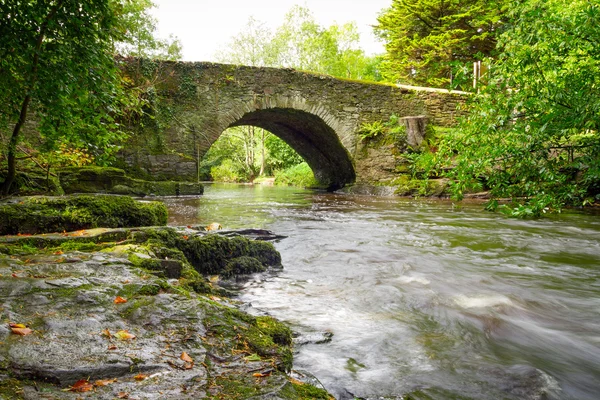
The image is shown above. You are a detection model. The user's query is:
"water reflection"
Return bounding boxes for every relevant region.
[163,184,600,400]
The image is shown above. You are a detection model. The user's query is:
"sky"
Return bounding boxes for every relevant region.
[150,0,391,62]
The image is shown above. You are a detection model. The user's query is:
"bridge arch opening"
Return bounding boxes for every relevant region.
[221,107,356,191]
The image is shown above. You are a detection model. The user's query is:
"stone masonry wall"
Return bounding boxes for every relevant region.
[118,59,468,186]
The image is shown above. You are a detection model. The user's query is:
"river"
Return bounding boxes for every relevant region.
[163,183,600,400]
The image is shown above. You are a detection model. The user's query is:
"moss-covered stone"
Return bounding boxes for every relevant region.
[222,256,266,277]
[0,195,167,235]
[58,166,204,196]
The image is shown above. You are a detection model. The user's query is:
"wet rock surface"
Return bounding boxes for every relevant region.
[0,227,333,399]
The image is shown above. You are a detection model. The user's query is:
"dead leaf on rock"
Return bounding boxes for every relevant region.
[114,296,128,304]
[68,379,94,392]
[108,344,118,351]
[101,328,112,338]
[253,371,271,378]
[180,352,193,363]
[134,373,148,381]
[9,323,33,336]
[180,352,194,369]
[117,392,129,399]
[115,330,136,341]
[94,378,117,387]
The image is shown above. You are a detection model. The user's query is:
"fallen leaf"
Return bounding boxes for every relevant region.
[53,250,64,255]
[107,344,118,351]
[253,372,271,378]
[94,378,117,387]
[114,296,128,304]
[134,373,148,381]
[187,225,192,229]
[117,392,129,399]
[68,379,94,392]
[180,352,193,363]
[121,279,131,284]
[102,328,112,338]
[182,235,189,240]
[205,222,222,231]
[9,323,33,336]
[115,330,136,341]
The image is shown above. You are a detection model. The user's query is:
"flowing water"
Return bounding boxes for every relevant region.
[163,183,600,400]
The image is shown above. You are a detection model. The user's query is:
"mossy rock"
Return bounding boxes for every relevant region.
[222,256,266,278]
[58,166,204,196]
[0,195,168,235]
[0,170,64,196]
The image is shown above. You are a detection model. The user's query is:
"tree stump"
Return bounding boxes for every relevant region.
[400,115,428,148]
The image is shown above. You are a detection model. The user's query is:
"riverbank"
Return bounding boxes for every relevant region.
[0,197,333,399]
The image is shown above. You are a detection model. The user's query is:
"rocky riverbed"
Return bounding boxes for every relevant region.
[0,226,333,399]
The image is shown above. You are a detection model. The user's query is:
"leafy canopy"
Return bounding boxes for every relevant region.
[0,0,180,194]
[374,0,506,87]
[428,0,600,216]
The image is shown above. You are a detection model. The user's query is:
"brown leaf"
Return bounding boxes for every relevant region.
[68,379,94,392]
[253,372,271,378]
[102,328,112,338]
[115,330,136,341]
[107,344,118,351]
[117,392,129,399]
[180,352,193,363]
[94,378,117,387]
[134,373,148,381]
[53,250,64,255]
[114,296,128,304]
[11,327,33,336]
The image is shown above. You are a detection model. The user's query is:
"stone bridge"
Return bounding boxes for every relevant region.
[120,60,467,189]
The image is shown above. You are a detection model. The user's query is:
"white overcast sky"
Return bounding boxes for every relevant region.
[151,0,391,62]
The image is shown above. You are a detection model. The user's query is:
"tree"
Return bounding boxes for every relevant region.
[215,17,276,67]
[374,0,506,88]
[0,0,132,194]
[432,0,600,215]
[115,0,181,61]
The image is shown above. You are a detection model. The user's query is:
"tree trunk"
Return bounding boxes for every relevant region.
[1,1,63,195]
[1,96,31,195]
[400,115,428,148]
[259,129,265,176]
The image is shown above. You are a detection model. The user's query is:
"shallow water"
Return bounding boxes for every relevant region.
[164,184,600,400]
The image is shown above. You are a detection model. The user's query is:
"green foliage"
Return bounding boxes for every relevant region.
[0,0,136,193]
[430,0,600,215]
[375,0,507,87]
[274,162,318,188]
[264,134,304,171]
[216,5,382,81]
[210,159,245,183]
[115,0,182,61]
[359,114,407,143]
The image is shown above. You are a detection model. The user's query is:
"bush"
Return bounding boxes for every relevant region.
[210,159,244,182]
[274,162,318,187]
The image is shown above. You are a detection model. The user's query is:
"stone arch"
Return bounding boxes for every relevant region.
[212,96,356,191]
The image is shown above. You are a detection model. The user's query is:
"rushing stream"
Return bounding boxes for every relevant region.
[163,183,600,400]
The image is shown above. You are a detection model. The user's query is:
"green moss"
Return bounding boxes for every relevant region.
[222,256,266,278]
[245,317,293,372]
[58,166,203,196]
[281,380,333,399]
[256,316,292,346]
[0,195,167,235]
[0,377,25,399]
